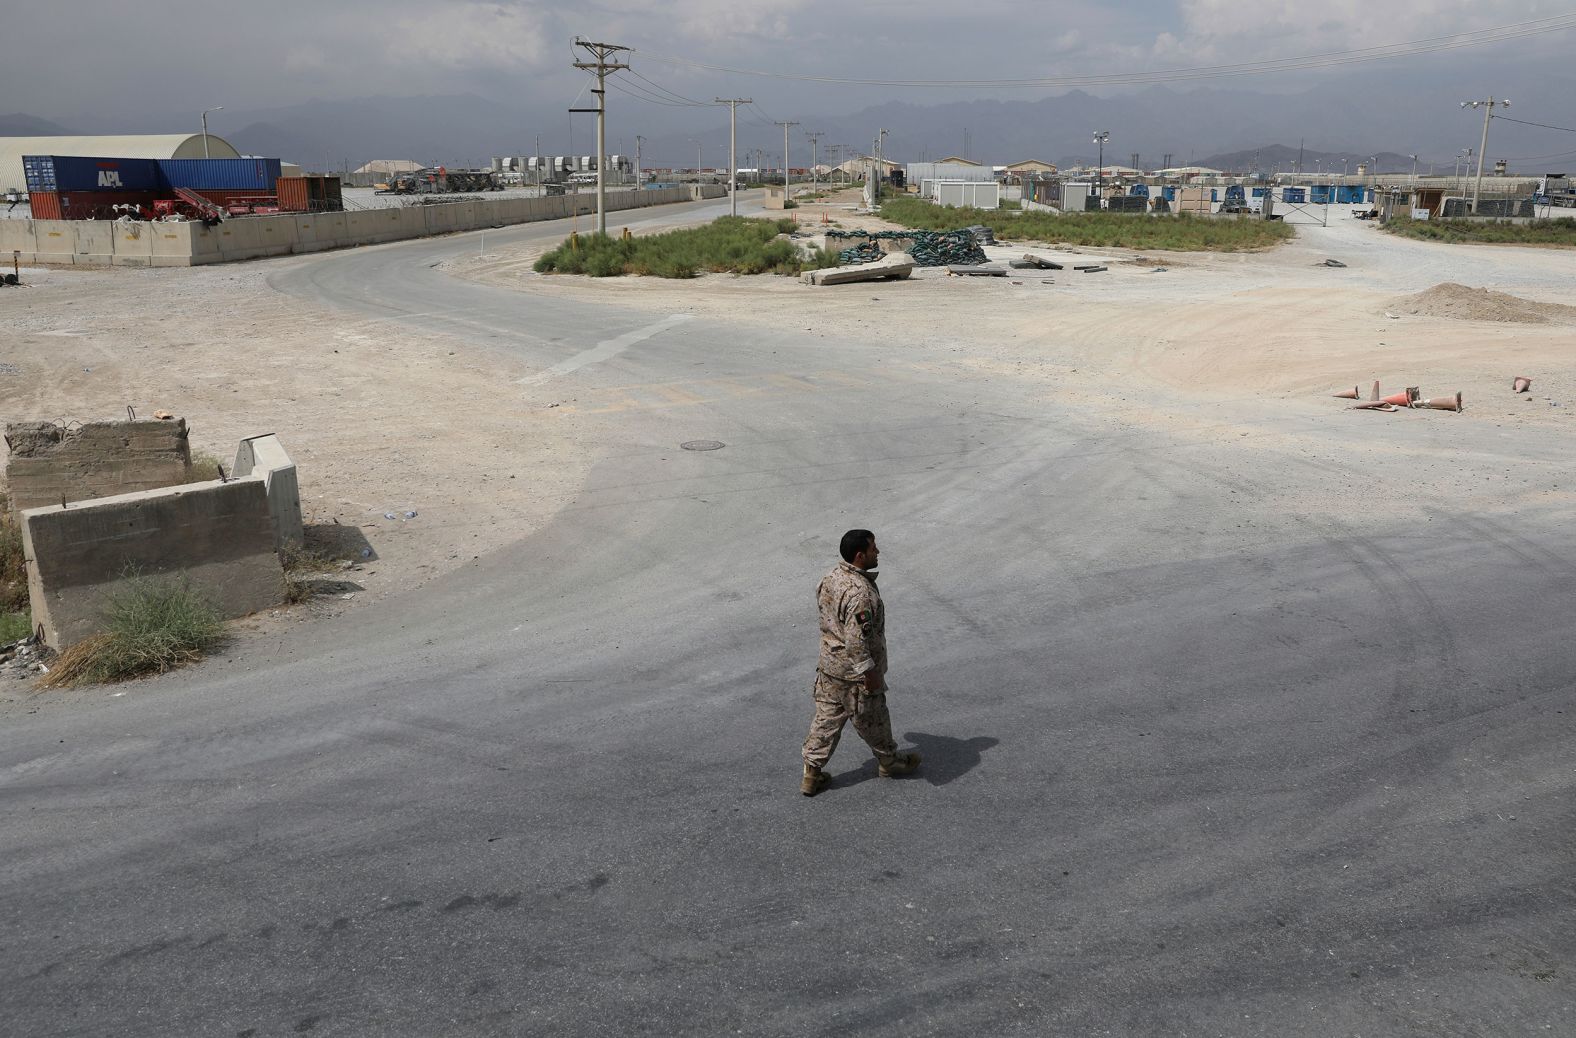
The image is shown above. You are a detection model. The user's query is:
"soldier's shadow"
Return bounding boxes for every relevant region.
[835,732,998,789]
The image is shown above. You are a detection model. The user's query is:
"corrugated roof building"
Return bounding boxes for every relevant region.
[0,134,242,194]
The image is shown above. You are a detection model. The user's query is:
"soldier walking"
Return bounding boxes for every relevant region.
[801,529,921,796]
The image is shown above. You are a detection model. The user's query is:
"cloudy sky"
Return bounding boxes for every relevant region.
[9,2,1576,165]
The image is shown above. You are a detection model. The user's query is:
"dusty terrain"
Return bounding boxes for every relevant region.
[4,194,1572,631]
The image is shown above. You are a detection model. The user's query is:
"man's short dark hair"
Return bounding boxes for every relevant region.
[840,529,875,563]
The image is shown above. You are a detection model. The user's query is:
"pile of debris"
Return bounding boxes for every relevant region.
[827,229,988,267]
[1334,381,1463,413]
[0,633,51,682]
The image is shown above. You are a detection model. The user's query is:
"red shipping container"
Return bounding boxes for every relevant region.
[31,190,156,220]
[28,190,62,219]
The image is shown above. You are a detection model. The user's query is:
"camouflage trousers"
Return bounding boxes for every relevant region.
[803,672,897,770]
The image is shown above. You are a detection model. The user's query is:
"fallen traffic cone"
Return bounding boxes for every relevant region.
[1349,400,1399,411]
[1381,386,1419,407]
[1512,376,1532,393]
[1415,392,1463,411]
[1332,385,1361,399]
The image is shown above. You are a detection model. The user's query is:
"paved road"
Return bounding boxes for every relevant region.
[4,198,1574,1036]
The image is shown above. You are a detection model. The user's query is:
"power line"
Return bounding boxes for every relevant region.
[622,68,713,107]
[1495,114,1576,135]
[605,74,708,108]
[635,14,1576,89]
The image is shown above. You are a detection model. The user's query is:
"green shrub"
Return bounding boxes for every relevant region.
[877,195,1294,251]
[535,217,820,278]
[40,573,225,688]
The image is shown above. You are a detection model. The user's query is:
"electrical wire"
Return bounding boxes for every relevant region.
[606,74,710,108]
[634,14,1576,89]
[1494,114,1576,135]
[622,68,713,107]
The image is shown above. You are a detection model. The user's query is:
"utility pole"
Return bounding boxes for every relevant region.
[571,37,629,234]
[1093,130,1109,197]
[806,131,823,191]
[635,135,644,185]
[777,120,799,198]
[1460,96,1509,213]
[875,128,889,192]
[715,98,751,216]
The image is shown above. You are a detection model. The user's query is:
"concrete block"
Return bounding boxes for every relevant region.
[232,433,302,549]
[187,224,226,265]
[251,215,298,254]
[802,252,915,286]
[111,220,153,266]
[73,222,115,265]
[0,219,38,263]
[32,220,75,264]
[20,476,283,648]
[150,222,197,267]
[5,419,192,511]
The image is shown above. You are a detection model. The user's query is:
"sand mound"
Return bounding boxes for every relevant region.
[1388,282,1576,324]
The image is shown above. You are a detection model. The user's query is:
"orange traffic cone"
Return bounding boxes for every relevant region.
[1512,376,1532,393]
[1381,386,1419,407]
[1349,400,1398,411]
[1416,392,1463,411]
[1332,386,1361,399]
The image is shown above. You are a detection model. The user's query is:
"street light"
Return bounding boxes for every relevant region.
[201,106,224,159]
[1460,97,1509,213]
[1092,130,1109,200]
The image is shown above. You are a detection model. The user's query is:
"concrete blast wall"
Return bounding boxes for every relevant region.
[233,434,302,550]
[7,185,730,267]
[20,477,283,648]
[4,420,192,512]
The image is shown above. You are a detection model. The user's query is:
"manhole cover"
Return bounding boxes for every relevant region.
[680,440,725,451]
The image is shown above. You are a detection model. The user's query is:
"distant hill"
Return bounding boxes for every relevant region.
[0,113,74,136]
[1199,145,1420,175]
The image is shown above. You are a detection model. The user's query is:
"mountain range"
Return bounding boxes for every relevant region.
[6,70,1575,175]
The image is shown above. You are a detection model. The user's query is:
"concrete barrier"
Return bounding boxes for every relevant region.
[17,184,733,268]
[73,222,116,265]
[150,221,198,267]
[5,419,192,511]
[111,220,153,266]
[20,476,283,648]
[232,433,303,549]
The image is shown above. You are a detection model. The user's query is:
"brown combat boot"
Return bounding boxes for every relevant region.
[878,751,922,778]
[801,764,830,797]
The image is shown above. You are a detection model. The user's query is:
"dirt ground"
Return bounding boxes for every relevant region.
[4,190,1572,639]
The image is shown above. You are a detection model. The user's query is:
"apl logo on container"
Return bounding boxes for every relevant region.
[96,162,123,188]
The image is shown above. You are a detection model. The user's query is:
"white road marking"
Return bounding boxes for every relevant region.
[517,314,692,385]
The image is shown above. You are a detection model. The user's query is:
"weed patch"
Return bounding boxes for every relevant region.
[187,452,225,482]
[281,545,343,604]
[39,573,224,688]
[877,195,1294,251]
[535,217,834,277]
[0,611,30,643]
[1383,215,1576,246]
[0,507,26,617]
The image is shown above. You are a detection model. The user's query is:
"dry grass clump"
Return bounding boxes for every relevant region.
[281,544,342,604]
[39,574,224,688]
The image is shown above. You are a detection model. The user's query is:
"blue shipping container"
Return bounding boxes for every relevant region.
[156,158,283,191]
[1284,187,1307,203]
[22,155,161,193]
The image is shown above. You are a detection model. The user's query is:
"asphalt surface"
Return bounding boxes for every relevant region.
[3,196,1574,1036]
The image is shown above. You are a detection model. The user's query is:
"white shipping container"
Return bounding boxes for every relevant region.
[935,180,1000,210]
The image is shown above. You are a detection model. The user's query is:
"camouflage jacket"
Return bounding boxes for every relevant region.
[817,561,887,682]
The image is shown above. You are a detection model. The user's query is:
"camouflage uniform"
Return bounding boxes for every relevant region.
[803,561,898,769]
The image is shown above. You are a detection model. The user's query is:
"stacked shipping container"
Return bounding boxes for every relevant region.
[24,155,293,219]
